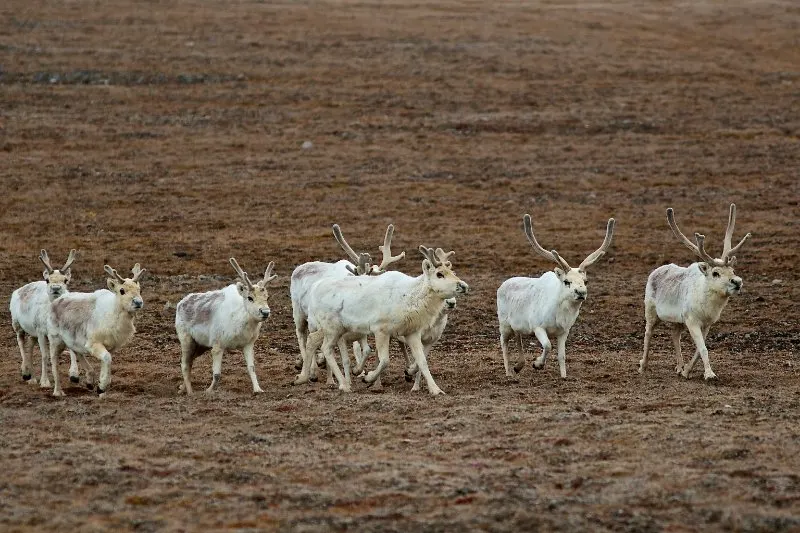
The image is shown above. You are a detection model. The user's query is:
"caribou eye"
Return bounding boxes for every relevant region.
[712,271,720,278]
[119,288,125,295]
[564,280,571,287]
[436,272,445,279]
[248,296,254,302]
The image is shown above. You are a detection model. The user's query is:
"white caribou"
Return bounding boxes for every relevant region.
[176,258,276,394]
[297,246,468,395]
[639,204,751,380]
[497,213,615,379]
[47,263,145,397]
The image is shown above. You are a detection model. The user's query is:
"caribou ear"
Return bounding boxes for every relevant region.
[107,278,118,291]
[422,259,434,274]
[554,267,566,279]
[236,282,246,295]
[697,262,709,274]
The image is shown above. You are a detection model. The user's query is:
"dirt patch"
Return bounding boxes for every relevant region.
[1,0,799,530]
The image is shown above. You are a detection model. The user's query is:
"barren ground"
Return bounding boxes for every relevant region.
[1,0,800,531]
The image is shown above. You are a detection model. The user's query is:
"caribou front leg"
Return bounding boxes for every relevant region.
[405,332,443,396]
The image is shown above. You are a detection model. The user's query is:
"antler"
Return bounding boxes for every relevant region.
[434,248,455,268]
[104,265,126,283]
[229,257,254,289]
[262,261,277,284]
[419,245,443,267]
[372,224,405,273]
[332,224,360,264]
[522,214,571,271]
[578,218,616,271]
[667,207,750,266]
[131,263,146,282]
[61,249,77,272]
[39,249,54,274]
[666,208,715,263]
[721,203,751,262]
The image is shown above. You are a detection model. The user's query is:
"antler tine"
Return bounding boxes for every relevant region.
[550,250,572,271]
[229,257,254,288]
[131,262,146,282]
[693,233,722,266]
[104,264,125,282]
[578,218,616,271]
[263,261,277,283]
[523,214,570,271]
[332,224,361,263]
[418,245,441,266]
[666,208,706,258]
[39,249,54,274]
[725,232,752,263]
[722,203,736,258]
[720,203,751,263]
[61,249,77,272]
[357,253,372,275]
[434,248,455,268]
[374,224,406,273]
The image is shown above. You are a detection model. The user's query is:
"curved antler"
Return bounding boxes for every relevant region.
[419,245,442,267]
[345,253,372,276]
[721,203,751,263]
[668,207,750,266]
[522,214,571,271]
[262,261,277,284]
[332,224,360,264]
[131,263,146,282]
[39,249,54,274]
[61,249,77,272]
[578,218,616,271]
[104,264,125,282]
[229,257,254,289]
[692,233,720,265]
[372,224,405,273]
[434,248,455,268]
[666,208,718,264]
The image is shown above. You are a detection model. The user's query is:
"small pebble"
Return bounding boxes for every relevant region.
[772,279,783,285]
[301,141,313,150]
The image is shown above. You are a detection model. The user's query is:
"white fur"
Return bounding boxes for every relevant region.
[398,297,456,392]
[290,260,371,386]
[176,284,271,394]
[639,262,742,380]
[296,249,468,395]
[497,271,586,379]
[639,204,750,380]
[46,264,144,397]
[10,280,91,388]
[497,214,614,379]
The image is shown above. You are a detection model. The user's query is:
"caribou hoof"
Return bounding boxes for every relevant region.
[514,362,525,373]
[70,375,80,383]
[86,383,95,390]
[533,361,544,370]
[310,375,318,383]
[404,370,414,382]
[704,370,718,381]
[22,373,32,381]
[96,388,105,395]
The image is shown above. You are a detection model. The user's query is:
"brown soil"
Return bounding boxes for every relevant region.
[1,0,800,531]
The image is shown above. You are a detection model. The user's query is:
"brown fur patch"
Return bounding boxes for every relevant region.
[51,297,94,338]
[18,283,38,304]
[179,292,223,324]
[292,263,327,281]
[649,268,685,302]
